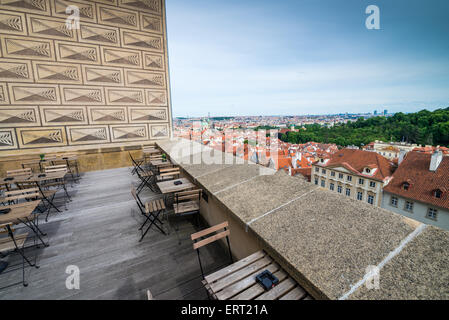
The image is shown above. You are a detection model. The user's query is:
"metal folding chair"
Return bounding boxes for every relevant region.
[0,223,39,287]
[133,161,157,194]
[131,187,166,242]
[3,188,49,246]
[129,152,145,175]
[191,221,233,280]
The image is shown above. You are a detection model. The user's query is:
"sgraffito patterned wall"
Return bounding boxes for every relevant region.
[0,0,171,155]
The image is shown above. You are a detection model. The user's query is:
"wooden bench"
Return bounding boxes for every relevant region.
[202,250,312,300]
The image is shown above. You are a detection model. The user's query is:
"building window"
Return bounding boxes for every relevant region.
[322,169,326,174]
[365,168,371,174]
[357,192,363,200]
[314,178,318,185]
[404,201,414,212]
[345,188,351,196]
[331,171,335,177]
[330,183,335,191]
[434,190,442,198]
[367,195,374,205]
[358,178,364,185]
[347,175,352,182]
[390,196,398,207]
[321,180,325,187]
[426,208,438,221]
[369,181,376,188]
[403,182,410,191]
[338,173,343,179]
[315,167,319,172]
[337,186,342,193]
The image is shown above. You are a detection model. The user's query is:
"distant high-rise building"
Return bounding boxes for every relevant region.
[374,110,378,115]
[384,110,388,115]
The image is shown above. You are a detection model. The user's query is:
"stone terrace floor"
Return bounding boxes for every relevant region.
[0,167,228,300]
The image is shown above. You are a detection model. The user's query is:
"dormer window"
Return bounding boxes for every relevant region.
[365,168,371,174]
[434,189,442,198]
[403,182,410,191]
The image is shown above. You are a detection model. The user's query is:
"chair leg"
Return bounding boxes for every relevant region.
[139,211,166,242]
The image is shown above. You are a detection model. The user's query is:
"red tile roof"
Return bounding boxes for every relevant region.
[316,149,395,181]
[384,152,449,210]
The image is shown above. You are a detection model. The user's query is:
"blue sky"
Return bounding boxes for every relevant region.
[165,0,449,117]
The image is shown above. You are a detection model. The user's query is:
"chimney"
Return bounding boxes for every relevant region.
[429,150,443,172]
[398,150,407,165]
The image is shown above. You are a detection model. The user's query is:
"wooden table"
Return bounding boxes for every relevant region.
[156,178,195,194]
[202,250,312,300]
[10,170,68,184]
[0,200,48,246]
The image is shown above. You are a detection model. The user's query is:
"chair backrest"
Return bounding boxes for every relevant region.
[159,167,180,178]
[44,164,67,174]
[175,189,201,204]
[7,168,32,177]
[191,221,232,279]
[191,221,230,250]
[5,187,40,202]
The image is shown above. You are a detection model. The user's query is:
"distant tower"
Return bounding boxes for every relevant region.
[384,109,388,115]
[374,110,378,115]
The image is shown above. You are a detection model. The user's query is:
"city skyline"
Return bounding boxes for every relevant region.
[166,0,449,117]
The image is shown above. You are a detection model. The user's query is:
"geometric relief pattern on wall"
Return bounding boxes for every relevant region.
[0,0,51,15]
[17,126,67,149]
[60,85,104,105]
[149,123,168,139]
[140,13,161,33]
[27,14,76,41]
[0,106,39,127]
[55,41,100,64]
[51,0,96,23]
[88,107,127,124]
[67,125,110,145]
[121,29,162,52]
[0,35,55,60]
[40,106,87,126]
[105,87,144,105]
[0,83,9,104]
[82,65,124,86]
[125,70,165,88]
[0,10,27,35]
[143,52,164,70]
[101,46,142,68]
[146,89,167,106]
[91,0,117,4]
[97,4,139,30]
[32,61,82,84]
[110,124,148,142]
[0,0,171,154]
[78,22,119,46]
[8,83,60,104]
[119,0,161,15]
[0,59,33,82]
[129,107,166,123]
[0,128,17,150]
